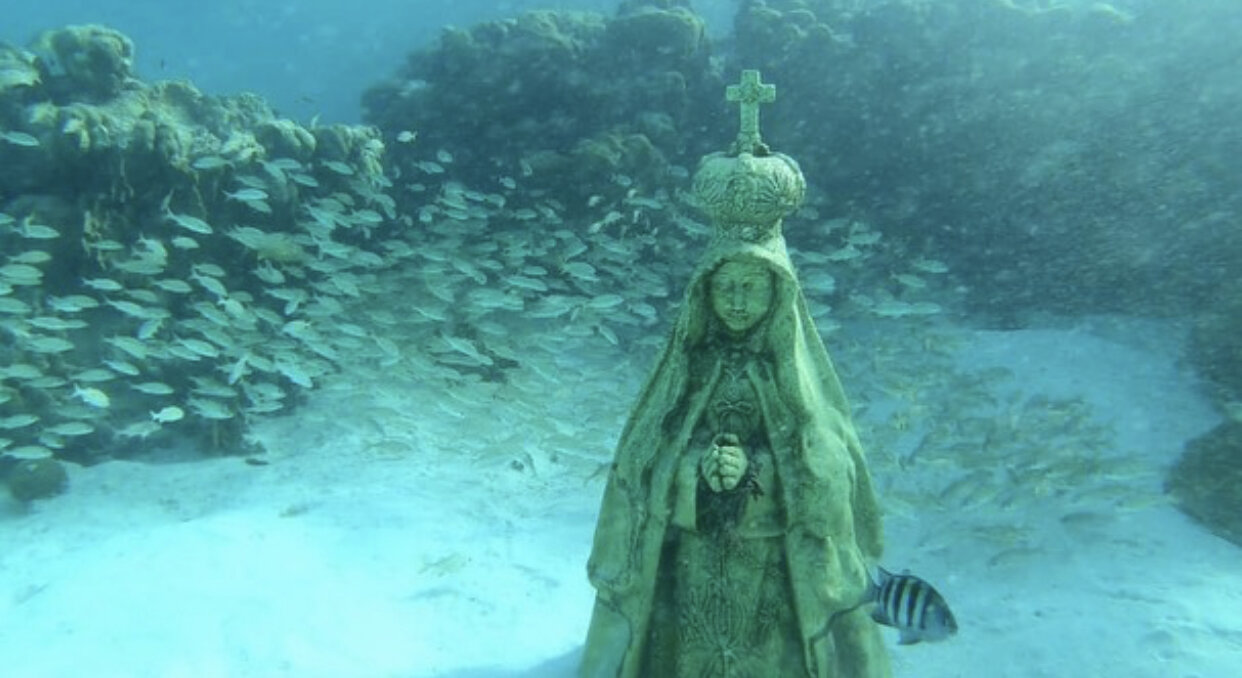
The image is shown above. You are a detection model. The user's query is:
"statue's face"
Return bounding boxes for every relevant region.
[709,259,774,335]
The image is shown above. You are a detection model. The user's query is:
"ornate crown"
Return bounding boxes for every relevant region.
[691,70,806,246]
[692,150,806,245]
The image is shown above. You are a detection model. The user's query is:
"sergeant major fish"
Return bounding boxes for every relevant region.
[811,567,958,647]
[869,567,957,644]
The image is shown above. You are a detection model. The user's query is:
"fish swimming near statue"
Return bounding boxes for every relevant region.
[811,566,958,647]
[870,567,957,644]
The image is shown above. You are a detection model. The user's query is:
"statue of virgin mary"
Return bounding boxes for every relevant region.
[580,149,892,678]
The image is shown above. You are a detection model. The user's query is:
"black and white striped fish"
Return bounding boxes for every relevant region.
[870,567,957,645]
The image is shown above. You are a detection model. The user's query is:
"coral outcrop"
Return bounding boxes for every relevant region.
[363,2,720,209]
[1167,422,1242,548]
[730,0,1242,322]
[0,26,400,471]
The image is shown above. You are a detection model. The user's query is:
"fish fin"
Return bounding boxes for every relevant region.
[869,566,889,597]
[898,629,922,646]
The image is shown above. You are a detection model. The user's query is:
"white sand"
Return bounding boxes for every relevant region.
[2,315,1239,677]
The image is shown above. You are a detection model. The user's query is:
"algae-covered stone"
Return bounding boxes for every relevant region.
[730,0,1242,321]
[4,457,69,502]
[255,118,318,162]
[605,2,707,71]
[0,44,42,96]
[1188,288,1242,403]
[1166,422,1242,548]
[29,24,136,103]
[363,4,722,202]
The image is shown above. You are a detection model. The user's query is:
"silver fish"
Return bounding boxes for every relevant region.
[225,187,269,202]
[166,211,213,235]
[1,131,39,147]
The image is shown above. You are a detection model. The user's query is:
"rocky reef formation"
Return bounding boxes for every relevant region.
[0,25,402,470]
[1187,283,1242,418]
[363,0,1241,331]
[363,0,722,211]
[730,0,1242,324]
[356,1,996,362]
[1166,422,1242,548]
[357,2,752,358]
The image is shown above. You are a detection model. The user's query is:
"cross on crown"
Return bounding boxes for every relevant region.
[726,69,776,156]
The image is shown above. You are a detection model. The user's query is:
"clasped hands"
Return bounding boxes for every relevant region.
[701,432,748,493]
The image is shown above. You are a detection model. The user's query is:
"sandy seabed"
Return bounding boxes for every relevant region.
[2,315,1239,678]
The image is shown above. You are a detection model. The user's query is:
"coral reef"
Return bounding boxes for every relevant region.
[356,4,742,357]
[29,24,138,103]
[1187,284,1242,412]
[355,3,957,375]
[0,25,403,470]
[729,0,1242,322]
[1166,422,1242,548]
[362,2,721,208]
[362,0,1240,335]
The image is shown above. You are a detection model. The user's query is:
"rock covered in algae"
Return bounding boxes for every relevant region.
[0,25,402,467]
[362,2,720,208]
[1188,288,1242,405]
[3,457,69,502]
[28,24,137,103]
[0,44,42,96]
[728,0,1242,323]
[1166,422,1242,548]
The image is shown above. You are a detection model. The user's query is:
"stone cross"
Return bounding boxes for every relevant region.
[726,69,775,155]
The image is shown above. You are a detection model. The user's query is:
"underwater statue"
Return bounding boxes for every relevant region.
[580,71,892,677]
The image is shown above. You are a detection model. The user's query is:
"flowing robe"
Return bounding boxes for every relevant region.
[580,240,892,678]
